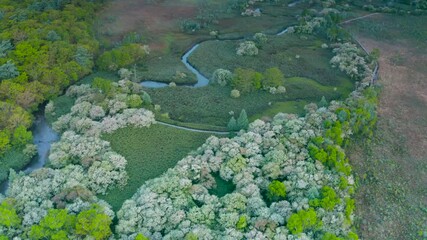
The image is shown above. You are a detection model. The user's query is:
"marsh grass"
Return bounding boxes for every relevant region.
[99,124,214,210]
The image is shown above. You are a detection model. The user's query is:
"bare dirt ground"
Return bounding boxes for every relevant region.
[97,0,198,48]
[345,14,427,239]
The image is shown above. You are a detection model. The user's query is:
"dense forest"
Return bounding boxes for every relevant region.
[0,0,425,239]
[0,0,105,180]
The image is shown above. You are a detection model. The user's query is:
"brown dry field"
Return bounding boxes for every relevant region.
[345,14,427,239]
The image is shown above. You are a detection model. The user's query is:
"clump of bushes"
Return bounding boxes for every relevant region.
[230,67,286,94]
[230,89,241,98]
[96,44,149,71]
[236,41,259,56]
[330,43,371,80]
[212,69,233,86]
[253,33,268,47]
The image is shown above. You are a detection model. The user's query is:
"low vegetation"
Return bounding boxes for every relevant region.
[100,124,214,211]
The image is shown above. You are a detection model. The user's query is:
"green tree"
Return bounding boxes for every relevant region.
[29,209,76,240]
[227,116,238,131]
[236,215,247,230]
[309,186,340,211]
[237,109,249,130]
[267,180,286,201]
[318,96,328,108]
[287,208,320,234]
[135,233,150,240]
[0,130,11,154]
[0,61,19,80]
[12,125,33,146]
[263,67,284,88]
[142,92,152,105]
[75,205,112,240]
[92,78,112,95]
[0,200,21,228]
[322,232,343,240]
[127,94,143,108]
[232,68,263,93]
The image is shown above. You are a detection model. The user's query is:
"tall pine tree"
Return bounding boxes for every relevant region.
[237,109,249,130]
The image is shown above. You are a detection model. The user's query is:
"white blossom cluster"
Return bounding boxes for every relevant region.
[7,166,114,227]
[53,80,155,136]
[3,79,156,230]
[295,17,326,34]
[116,105,357,239]
[236,41,259,56]
[330,43,372,80]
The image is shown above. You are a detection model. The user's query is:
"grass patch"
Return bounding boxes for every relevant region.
[344,14,427,55]
[146,77,351,127]
[0,147,32,183]
[138,55,197,84]
[208,173,236,198]
[249,100,308,121]
[99,124,214,211]
[188,34,351,86]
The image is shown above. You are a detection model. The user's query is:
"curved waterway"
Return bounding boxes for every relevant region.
[140,28,289,88]
[0,28,291,194]
[0,114,58,194]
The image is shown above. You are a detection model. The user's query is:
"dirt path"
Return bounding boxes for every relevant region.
[156,121,229,135]
[344,14,427,240]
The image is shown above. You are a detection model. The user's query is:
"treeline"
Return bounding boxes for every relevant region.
[0,0,103,158]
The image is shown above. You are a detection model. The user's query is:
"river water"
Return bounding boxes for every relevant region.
[0,114,58,194]
[0,27,290,194]
[140,28,288,88]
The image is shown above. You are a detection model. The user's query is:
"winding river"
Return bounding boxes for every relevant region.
[0,27,290,194]
[0,114,58,194]
[140,28,289,88]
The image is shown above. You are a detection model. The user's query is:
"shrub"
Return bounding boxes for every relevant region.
[230,89,240,98]
[253,33,268,46]
[92,78,112,95]
[236,41,259,56]
[96,44,147,71]
[232,68,263,93]
[181,19,201,33]
[330,43,371,80]
[118,68,132,80]
[127,94,143,108]
[263,67,284,88]
[212,69,233,86]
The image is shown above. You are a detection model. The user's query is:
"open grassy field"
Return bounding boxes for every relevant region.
[188,34,351,86]
[99,124,214,211]
[96,0,310,83]
[344,14,427,239]
[146,33,354,127]
[146,75,349,127]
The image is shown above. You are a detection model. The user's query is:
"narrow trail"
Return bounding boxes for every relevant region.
[149,13,381,134]
[156,121,229,135]
[340,13,380,25]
